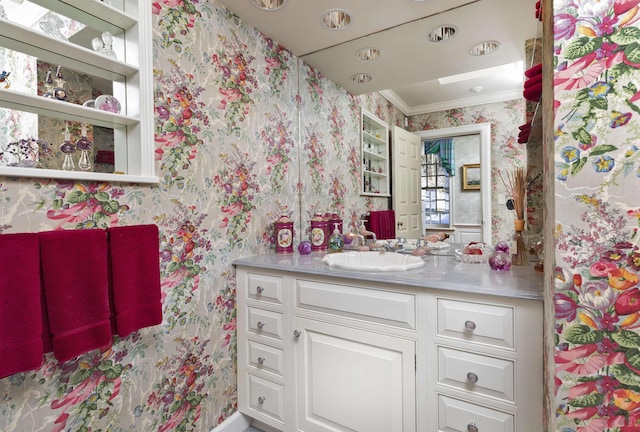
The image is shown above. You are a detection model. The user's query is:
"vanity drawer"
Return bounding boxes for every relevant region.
[438,395,514,432]
[437,298,514,349]
[296,279,416,329]
[246,339,285,377]
[245,373,285,424]
[437,347,514,402]
[247,272,284,305]
[247,307,284,341]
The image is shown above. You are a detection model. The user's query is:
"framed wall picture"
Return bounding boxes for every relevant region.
[462,164,481,190]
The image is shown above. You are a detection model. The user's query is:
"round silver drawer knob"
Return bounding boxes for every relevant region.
[257,321,265,329]
[256,285,265,293]
[293,330,301,337]
[258,396,266,404]
[257,356,265,365]
[464,320,476,331]
[467,423,479,432]
[467,372,479,383]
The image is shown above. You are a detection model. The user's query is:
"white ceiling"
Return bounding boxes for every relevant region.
[216,0,542,114]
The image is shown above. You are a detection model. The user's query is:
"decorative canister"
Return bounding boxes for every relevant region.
[274,215,294,254]
[326,213,343,235]
[310,213,328,251]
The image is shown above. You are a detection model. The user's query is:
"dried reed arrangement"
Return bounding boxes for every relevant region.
[500,167,529,265]
[499,167,528,221]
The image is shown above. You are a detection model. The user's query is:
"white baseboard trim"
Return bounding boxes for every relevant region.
[210,411,251,432]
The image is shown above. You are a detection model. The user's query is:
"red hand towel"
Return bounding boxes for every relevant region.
[107,224,162,337]
[525,63,542,78]
[524,82,542,102]
[367,210,396,240]
[0,233,43,378]
[39,229,112,362]
[524,73,543,89]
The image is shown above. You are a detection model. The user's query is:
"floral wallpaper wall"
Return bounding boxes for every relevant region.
[0,2,402,431]
[408,99,530,243]
[553,0,640,430]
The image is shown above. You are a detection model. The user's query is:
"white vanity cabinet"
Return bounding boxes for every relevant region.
[293,278,417,432]
[235,263,543,432]
[429,294,543,432]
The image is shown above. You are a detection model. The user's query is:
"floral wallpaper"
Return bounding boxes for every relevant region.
[0,2,404,431]
[553,0,640,430]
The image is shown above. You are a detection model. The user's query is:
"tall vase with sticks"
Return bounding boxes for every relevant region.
[500,167,529,266]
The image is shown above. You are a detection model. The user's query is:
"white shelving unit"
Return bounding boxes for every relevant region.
[361,108,390,197]
[0,0,156,184]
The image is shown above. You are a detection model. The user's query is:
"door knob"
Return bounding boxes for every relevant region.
[257,356,265,365]
[464,320,476,331]
[257,321,265,329]
[256,285,265,293]
[293,330,301,337]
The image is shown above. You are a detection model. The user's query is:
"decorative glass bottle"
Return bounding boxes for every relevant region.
[76,123,93,171]
[59,125,76,171]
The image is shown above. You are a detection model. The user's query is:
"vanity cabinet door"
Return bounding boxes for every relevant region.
[293,317,416,432]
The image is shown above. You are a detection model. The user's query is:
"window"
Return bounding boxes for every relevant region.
[0,0,156,183]
[421,152,451,227]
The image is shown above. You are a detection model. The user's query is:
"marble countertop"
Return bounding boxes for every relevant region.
[233,247,544,301]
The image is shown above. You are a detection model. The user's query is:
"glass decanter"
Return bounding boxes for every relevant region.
[59,125,76,171]
[76,123,93,171]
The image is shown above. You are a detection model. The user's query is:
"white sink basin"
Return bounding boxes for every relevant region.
[322,251,425,272]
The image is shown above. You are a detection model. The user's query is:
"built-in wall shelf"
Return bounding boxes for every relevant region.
[361,108,390,197]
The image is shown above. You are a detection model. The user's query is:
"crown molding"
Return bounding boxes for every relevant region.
[380,89,523,117]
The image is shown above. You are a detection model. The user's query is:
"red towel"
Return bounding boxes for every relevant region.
[524,73,542,89]
[40,229,112,362]
[107,224,162,337]
[0,233,43,378]
[367,210,396,240]
[525,63,542,78]
[524,82,542,102]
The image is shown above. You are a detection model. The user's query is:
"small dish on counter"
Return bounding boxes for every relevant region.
[454,244,492,263]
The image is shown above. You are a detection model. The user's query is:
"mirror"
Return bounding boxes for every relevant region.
[215,0,543,243]
[299,1,541,244]
[413,124,491,243]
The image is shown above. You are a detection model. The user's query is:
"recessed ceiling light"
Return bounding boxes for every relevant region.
[356,47,382,61]
[321,9,352,30]
[251,0,285,11]
[428,25,456,43]
[352,73,372,84]
[469,41,500,56]
[470,86,483,93]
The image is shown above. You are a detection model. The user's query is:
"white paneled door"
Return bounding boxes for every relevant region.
[392,125,422,239]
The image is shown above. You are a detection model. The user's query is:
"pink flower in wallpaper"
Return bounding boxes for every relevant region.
[261,107,295,193]
[262,36,291,94]
[555,195,640,430]
[155,201,211,331]
[45,182,127,229]
[153,0,200,49]
[46,348,132,432]
[213,145,260,247]
[211,34,258,135]
[554,0,640,182]
[155,69,209,188]
[303,126,327,194]
[147,337,213,432]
